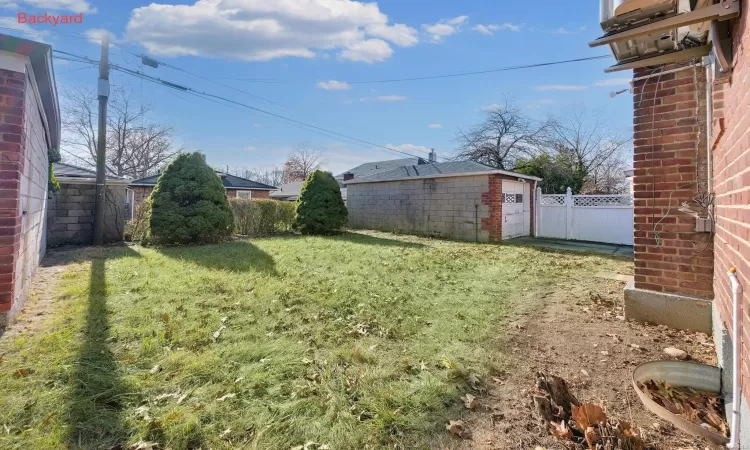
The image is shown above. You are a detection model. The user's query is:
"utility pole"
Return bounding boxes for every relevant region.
[93,34,109,245]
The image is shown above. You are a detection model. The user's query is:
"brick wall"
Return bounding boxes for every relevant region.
[631,64,714,299]
[348,175,492,242]
[713,0,750,399]
[0,67,49,326]
[225,188,271,199]
[47,183,127,246]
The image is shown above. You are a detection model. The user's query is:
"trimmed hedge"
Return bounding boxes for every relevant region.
[294,170,347,234]
[229,198,296,235]
[148,152,234,244]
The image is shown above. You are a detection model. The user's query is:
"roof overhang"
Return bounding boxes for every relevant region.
[0,34,60,156]
[345,169,542,185]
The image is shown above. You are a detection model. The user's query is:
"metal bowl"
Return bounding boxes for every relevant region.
[632,360,729,444]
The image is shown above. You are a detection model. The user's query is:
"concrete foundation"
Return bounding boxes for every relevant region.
[713,303,750,448]
[624,281,712,334]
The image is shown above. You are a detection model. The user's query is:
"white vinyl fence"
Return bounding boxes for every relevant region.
[535,187,634,245]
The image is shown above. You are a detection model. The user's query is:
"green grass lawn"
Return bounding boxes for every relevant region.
[0,231,628,449]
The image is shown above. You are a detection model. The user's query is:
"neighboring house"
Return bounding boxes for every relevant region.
[346,160,540,242]
[0,34,60,327]
[47,163,130,246]
[270,180,348,204]
[593,1,750,445]
[623,169,634,195]
[335,156,428,182]
[130,170,277,210]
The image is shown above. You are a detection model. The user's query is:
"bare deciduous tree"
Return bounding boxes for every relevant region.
[61,85,181,179]
[228,166,284,187]
[454,101,553,170]
[282,143,322,182]
[548,108,630,192]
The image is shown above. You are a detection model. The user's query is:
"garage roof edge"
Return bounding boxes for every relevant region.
[345,169,542,184]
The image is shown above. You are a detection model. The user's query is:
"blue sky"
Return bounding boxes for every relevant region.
[2,0,634,175]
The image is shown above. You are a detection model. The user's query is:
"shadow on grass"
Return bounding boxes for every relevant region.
[156,240,279,275]
[501,237,634,261]
[326,232,426,248]
[66,246,140,449]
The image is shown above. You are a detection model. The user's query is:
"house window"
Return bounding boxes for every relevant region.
[237,191,252,199]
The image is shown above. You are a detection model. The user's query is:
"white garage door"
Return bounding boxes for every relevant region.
[502,180,530,240]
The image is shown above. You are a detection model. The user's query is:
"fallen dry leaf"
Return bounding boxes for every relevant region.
[130,442,159,450]
[461,393,477,410]
[12,368,34,378]
[584,426,600,449]
[550,421,573,440]
[446,420,471,439]
[160,313,169,323]
[217,393,236,402]
[572,404,607,431]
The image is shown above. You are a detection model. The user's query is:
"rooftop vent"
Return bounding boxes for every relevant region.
[591,0,739,72]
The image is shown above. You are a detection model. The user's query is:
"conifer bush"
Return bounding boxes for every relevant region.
[148,152,234,244]
[294,170,347,234]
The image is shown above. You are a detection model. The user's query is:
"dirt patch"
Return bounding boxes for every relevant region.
[0,247,92,345]
[458,276,718,450]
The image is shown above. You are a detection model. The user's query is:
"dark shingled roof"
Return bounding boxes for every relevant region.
[54,162,127,180]
[335,157,426,180]
[345,160,541,184]
[131,170,277,190]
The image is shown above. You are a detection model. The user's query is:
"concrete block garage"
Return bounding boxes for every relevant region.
[346,161,540,242]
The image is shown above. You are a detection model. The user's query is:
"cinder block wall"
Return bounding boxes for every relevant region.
[47,183,127,246]
[632,63,714,298]
[345,174,534,243]
[0,67,49,326]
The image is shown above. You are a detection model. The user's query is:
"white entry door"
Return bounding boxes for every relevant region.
[501,180,529,239]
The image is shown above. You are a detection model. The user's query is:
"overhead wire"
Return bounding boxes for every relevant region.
[109,63,427,159]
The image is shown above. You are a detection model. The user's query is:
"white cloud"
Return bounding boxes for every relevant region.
[358,95,406,102]
[472,23,521,35]
[316,80,351,91]
[339,38,393,63]
[0,1,18,9]
[366,22,418,47]
[536,85,588,91]
[386,143,431,154]
[422,15,468,42]
[125,0,417,63]
[83,28,115,45]
[23,0,94,13]
[244,146,258,152]
[594,78,632,87]
[0,16,48,40]
[554,27,572,34]
[428,123,442,129]
[252,123,263,127]
[481,103,502,111]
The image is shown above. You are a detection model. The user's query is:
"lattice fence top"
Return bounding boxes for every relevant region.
[540,195,565,206]
[574,195,633,207]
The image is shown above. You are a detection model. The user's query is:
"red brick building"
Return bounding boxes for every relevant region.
[595,0,750,443]
[0,35,60,327]
[129,170,276,213]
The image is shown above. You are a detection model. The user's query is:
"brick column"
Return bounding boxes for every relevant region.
[481,174,503,242]
[631,64,713,299]
[0,68,25,324]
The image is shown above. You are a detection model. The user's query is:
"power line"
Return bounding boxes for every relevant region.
[342,55,611,84]
[108,41,287,109]
[109,63,425,160]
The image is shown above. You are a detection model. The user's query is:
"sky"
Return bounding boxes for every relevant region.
[1,0,634,176]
